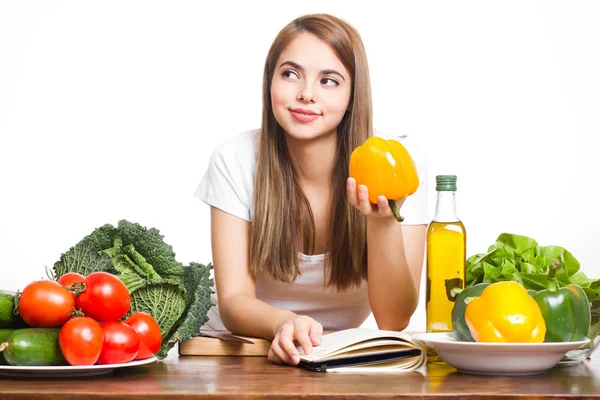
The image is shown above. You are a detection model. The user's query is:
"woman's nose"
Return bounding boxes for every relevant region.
[297,84,316,103]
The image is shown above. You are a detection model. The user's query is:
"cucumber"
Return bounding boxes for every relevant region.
[0,328,67,366]
[0,329,16,365]
[0,291,25,328]
[0,329,15,342]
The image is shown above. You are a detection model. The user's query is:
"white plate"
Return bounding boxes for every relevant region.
[413,332,589,376]
[0,356,157,378]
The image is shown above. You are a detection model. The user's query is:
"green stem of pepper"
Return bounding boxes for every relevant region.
[388,200,404,222]
[547,259,561,292]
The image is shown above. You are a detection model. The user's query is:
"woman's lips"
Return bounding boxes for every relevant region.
[290,109,321,123]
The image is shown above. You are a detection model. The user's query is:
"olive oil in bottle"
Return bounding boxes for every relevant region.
[426,175,466,333]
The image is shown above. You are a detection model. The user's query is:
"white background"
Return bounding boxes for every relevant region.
[1,1,599,332]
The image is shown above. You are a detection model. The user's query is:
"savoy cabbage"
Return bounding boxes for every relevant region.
[53,220,214,359]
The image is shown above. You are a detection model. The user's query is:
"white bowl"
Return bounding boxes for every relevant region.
[413,332,589,376]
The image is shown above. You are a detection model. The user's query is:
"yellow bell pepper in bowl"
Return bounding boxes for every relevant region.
[465,281,546,343]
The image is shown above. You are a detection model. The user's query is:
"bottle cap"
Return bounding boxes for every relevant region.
[436,175,457,191]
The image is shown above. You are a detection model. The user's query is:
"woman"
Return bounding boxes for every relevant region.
[195,13,428,366]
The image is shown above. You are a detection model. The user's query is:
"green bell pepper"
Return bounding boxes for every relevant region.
[531,260,591,342]
[451,282,490,342]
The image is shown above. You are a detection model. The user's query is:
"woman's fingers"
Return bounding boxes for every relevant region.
[348,178,376,215]
[278,323,300,364]
[294,317,320,356]
[267,347,282,364]
[309,320,323,346]
[346,178,359,207]
[268,333,285,364]
[294,329,312,357]
[268,316,324,366]
[377,196,392,217]
[348,178,402,219]
[269,334,294,365]
[268,321,296,365]
[357,185,374,215]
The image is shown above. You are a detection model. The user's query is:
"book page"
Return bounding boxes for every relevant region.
[326,354,425,373]
[297,328,420,362]
[323,343,414,360]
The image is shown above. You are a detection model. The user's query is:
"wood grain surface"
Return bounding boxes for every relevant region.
[179,333,271,356]
[1,352,600,399]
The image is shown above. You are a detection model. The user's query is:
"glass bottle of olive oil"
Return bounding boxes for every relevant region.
[426,175,466,334]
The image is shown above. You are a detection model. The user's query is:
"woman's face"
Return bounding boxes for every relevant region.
[270,32,352,142]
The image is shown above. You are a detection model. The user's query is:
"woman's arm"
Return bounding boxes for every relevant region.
[211,206,287,339]
[366,220,425,330]
[210,207,322,364]
[346,178,426,331]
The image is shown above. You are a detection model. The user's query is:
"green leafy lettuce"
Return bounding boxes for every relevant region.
[53,220,214,359]
[466,233,600,344]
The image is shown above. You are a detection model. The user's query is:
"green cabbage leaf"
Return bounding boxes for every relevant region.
[53,220,213,359]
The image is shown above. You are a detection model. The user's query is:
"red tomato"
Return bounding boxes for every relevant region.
[124,312,161,359]
[57,272,86,288]
[18,280,75,327]
[96,321,140,365]
[76,272,130,321]
[59,316,104,366]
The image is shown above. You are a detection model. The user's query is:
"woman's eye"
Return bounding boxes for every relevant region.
[321,77,339,87]
[282,70,300,80]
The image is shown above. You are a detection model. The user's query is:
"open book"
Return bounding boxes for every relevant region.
[296,328,426,372]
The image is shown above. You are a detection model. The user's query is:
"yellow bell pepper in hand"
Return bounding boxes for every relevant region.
[349,137,419,222]
[464,281,546,343]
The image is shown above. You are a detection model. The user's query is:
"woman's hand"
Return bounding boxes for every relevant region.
[268,315,323,365]
[347,177,405,218]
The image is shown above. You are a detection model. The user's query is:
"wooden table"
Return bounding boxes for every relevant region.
[1,352,600,399]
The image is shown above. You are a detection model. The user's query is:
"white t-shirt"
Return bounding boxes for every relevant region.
[195,129,429,331]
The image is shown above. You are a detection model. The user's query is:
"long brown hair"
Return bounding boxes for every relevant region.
[250,14,372,290]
